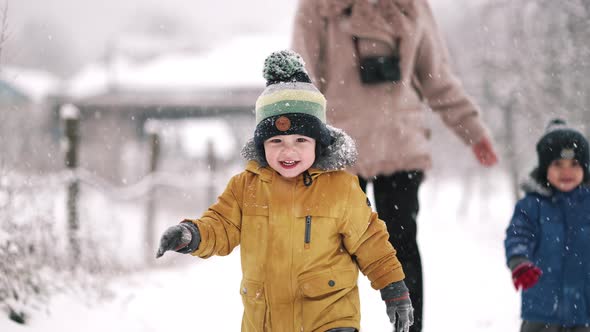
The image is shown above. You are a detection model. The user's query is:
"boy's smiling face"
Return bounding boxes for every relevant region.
[264,134,316,178]
[547,158,584,192]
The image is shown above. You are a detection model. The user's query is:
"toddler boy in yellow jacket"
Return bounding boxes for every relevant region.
[156,50,413,332]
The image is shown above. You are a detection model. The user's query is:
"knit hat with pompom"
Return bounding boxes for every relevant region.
[535,118,590,184]
[253,50,332,149]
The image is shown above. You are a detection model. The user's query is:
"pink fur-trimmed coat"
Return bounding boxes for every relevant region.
[292,0,490,178]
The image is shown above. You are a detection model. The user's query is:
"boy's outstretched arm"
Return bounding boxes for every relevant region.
[156,222,201,258]
[155,174,244,259]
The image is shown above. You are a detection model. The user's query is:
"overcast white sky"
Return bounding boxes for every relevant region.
[2,0,480,76]
[4,0,297,74]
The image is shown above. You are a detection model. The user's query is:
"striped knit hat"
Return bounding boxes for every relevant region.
[254,50,332,148]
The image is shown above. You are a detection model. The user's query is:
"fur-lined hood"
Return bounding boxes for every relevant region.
[520,172,590,197]
[520,177,553,197]
[240,125,358,172]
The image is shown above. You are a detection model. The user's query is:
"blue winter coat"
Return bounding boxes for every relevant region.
[505,182,590,326]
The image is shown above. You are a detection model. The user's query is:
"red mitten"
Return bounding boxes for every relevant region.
[512,261,542,290]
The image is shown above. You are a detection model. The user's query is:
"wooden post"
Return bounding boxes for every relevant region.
[144,121,160,264]
[60,104,80,264]
[206,139,217,205]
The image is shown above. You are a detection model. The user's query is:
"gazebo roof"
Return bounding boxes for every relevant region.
[65,34,289,111]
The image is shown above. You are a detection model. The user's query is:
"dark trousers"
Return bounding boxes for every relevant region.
[359,171,424,332]
[521,321,590,332]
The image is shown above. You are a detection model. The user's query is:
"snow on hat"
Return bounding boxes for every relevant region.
[253,50,331,148]
[535,118,590,183]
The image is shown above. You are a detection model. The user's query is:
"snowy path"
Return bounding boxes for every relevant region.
[2,176,523,332]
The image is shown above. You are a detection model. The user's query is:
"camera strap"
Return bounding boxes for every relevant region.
[352,35,400,59]
[352,36,364,70]
[352,35,361,59]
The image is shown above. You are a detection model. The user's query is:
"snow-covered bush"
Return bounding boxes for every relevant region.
[0,173,114,324]
[0,178,62,324]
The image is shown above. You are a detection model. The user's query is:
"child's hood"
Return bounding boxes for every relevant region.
[520,176,552,197]
[240,124,358,172]
[520,173,590,198]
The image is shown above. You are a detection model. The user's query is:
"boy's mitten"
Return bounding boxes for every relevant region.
[155,221,201,258]
[511,260,542,290]
[380,280,414,332]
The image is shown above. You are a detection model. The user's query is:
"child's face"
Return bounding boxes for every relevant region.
[264,134,316,178]
[547,158,584,192]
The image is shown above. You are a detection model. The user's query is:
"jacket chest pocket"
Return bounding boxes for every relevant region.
[304,216,312,249]
[299,215,336,250]
[295,207,339,251]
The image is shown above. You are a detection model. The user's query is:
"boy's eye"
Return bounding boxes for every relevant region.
[551,160,563,167]
[572,160,580,166]
[268,138,282,143]
[296,137,307,143]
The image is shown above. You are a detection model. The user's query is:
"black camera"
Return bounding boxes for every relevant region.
[358,55,401,84]
[353,36,401,84]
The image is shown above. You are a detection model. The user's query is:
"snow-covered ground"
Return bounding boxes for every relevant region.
[1,169,522,332]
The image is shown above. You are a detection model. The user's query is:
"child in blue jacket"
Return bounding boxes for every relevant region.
[505,119,590,332]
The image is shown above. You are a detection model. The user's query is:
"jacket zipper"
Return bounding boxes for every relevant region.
[304,216,312,249]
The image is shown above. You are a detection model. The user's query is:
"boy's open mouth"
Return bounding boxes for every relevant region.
[280,160,299,168]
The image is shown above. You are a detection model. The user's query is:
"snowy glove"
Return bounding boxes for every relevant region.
[511,259,542,290]
[155,221,201,258]
[380,280,414,332]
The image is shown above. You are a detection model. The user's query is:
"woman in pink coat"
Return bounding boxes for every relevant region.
[292,0,498,331]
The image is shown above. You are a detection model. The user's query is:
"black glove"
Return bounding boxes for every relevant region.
[155,221,201,258]
[380,280,414,332]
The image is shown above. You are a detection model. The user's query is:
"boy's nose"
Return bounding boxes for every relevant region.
[281,146,298,156]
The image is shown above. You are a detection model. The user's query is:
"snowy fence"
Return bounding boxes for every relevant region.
[54,104,235,266]
[0,106,236,322]
[0,167,228,263]
[0,166,231,323]
[0,103,242,323]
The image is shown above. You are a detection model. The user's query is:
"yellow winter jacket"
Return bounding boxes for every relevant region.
[187,159,405,332]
